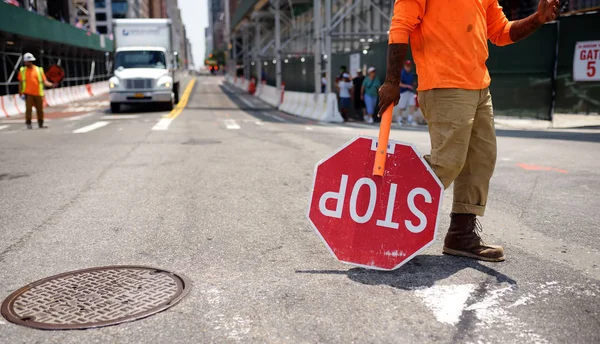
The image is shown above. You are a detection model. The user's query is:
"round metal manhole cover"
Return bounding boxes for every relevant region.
[1,266,191,330]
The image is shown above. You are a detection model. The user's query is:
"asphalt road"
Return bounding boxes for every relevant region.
[0,76,599,344]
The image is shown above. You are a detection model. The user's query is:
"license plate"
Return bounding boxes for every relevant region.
[134,93,145,98]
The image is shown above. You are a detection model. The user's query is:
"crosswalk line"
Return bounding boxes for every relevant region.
[224,119,240,130]
[0,125,9,130]
[66,113,96,121]
[152,118,172,131]
[73,121,110,133]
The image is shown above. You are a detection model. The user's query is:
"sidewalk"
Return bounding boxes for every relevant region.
[494,114,600,130]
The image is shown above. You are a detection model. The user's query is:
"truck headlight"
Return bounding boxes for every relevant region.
[109,77,120,90]
[158,81,171,88]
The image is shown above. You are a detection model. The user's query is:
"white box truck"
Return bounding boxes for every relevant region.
[109,19,182,113]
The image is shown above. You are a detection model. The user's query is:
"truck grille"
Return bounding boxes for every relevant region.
[125,79,153,90]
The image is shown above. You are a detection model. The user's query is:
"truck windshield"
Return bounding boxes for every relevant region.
[115,51,167,69]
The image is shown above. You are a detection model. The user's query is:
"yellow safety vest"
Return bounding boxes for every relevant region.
[20,66,45,97]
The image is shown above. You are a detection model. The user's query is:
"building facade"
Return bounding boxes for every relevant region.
[207,0,225,55]
[94,0,150,35]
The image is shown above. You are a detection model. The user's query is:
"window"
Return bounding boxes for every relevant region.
[96,13,107,21]
[115,51,167,70]
[112,0,128,18]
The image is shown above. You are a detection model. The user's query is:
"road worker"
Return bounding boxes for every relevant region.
[18,53,54,129]
[378,0,560,262]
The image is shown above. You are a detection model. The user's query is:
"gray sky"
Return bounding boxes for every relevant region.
[179,0,209,67]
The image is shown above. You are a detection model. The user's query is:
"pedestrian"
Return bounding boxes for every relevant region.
[378,0,560,261]
[361,67,381,124]
[394,60,417,126]
[336,73,352,121]
[18,53,54,129]
[352,69,365,120]
[321,73,327,93]
[335,65,348,84]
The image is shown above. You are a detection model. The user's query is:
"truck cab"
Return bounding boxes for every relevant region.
[109,19,181,113]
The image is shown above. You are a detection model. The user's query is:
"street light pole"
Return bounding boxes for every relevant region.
[314,0,321,94]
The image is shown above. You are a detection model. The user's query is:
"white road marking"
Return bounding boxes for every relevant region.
[102,115,141,120]
[0,125,9,130]
[224,119,240,130]
[238,96,255,109]
[499,157,514,162]
[338,126,352,131]
[255,121,263,126]
[0,119,52,124]
[266,113,287,122]
[73,121,110,133]
[65,113,96,121]
[152,118,173,131]
[305,126,314,130]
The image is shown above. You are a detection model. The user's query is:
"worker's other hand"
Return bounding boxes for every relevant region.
[377,82,400,117]
[537,0,560,23]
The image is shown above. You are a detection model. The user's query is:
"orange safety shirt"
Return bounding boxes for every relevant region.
[17,65,48,96]
[389,0,514,91]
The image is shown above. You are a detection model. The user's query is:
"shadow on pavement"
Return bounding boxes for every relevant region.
[496,129,600,143]
[296,254,516,290]
[185,106,273,112]
[105,103,169,114]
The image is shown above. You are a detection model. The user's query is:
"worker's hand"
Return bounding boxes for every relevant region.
[377,81,400,117]
[537,0,560,23]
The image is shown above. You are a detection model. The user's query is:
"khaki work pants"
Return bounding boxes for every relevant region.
[25,95,44,124]
[418,88,496,216]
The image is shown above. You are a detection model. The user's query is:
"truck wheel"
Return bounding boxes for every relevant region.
[110,102,120,113]
[174,83,180,104]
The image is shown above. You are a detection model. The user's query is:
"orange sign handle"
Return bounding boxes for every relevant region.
[373,106,394,177]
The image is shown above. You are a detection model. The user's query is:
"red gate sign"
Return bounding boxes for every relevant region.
[308,136,444,270]
[45,65,65,84]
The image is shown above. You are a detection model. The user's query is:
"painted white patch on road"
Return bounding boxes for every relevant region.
[225,119,240,130]
[73,121,109,133]
[305,126,314,130]
[152,118,173,131]
[0,125,9,130]
[414,284,476,325]
[255,121,263,126]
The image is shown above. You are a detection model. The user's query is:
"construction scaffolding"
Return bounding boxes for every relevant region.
[224,0,600,118]
[226,0,393,95]
[0,36,112,96]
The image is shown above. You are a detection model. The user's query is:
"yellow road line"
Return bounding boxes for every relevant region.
[167,79,196,120]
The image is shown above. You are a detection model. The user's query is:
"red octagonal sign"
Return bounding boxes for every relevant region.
[308,136,444,270]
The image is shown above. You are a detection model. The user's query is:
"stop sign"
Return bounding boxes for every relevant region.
[308,136,444,270]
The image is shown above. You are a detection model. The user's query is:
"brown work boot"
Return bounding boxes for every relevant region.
[443,213,505,262]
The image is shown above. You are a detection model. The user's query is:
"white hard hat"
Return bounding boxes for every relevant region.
[23,53,36,62]
[367,67,376,73]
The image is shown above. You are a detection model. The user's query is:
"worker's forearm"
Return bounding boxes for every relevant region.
[384,44,409,84]
[509,13,543,43]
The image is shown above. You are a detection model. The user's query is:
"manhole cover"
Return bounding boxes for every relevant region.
[1,266,190,330]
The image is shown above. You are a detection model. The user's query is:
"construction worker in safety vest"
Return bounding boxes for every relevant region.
[18,53,54,129]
